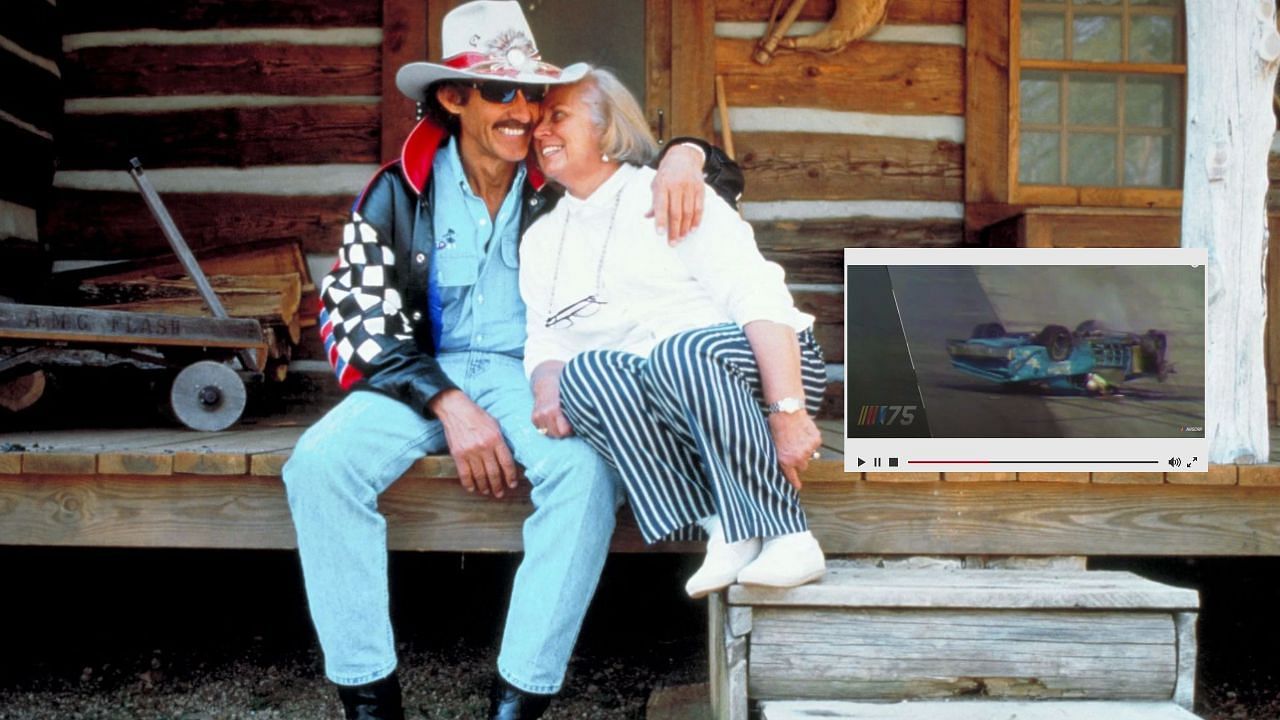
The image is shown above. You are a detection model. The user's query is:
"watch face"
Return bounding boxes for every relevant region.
[774,397,802,414]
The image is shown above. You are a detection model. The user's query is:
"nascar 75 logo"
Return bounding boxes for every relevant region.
[856,405,918,426]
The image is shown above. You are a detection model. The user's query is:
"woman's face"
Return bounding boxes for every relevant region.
[533,82,606,189]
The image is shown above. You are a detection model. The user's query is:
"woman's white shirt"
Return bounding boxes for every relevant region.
[519,163,813,377]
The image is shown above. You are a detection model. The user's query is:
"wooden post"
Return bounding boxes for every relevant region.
[1181,0,1280,463]
[381,0,429,163]
[670,0,716,142]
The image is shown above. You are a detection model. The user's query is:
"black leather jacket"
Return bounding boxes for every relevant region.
[319,117,743,418]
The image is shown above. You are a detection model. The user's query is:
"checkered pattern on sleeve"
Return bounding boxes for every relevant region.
[318,211,414,389]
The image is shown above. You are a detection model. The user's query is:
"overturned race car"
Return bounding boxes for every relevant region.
[946,320,1171,392]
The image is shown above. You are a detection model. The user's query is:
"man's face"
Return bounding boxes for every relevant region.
[439,83,543,166]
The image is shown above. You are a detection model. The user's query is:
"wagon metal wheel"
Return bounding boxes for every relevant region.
[170,360,246,431]
[1037,324,1074,362]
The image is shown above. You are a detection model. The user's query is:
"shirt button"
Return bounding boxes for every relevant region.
[477,295,485,304]
[415,253,426,263]
[412,311,423,321]
[475,335,484,343]
[479,219,488,226]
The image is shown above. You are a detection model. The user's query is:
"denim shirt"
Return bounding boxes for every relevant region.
[428,138,527,357]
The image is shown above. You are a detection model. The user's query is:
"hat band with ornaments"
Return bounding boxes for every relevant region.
[396,0,588,101]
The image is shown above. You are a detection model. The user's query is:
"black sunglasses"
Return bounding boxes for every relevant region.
[470,81,547,105]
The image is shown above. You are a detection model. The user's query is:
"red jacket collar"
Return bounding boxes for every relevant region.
[399,118,547,196]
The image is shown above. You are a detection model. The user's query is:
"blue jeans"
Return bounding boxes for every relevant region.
[282,352,622,693]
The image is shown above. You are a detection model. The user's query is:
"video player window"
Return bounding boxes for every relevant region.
[844,248,1207,473]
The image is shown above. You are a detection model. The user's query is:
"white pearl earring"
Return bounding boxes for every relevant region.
[601,153,609,162]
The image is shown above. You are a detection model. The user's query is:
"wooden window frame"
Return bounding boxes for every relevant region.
[965,0,1186,237]
[1009,0,1186,208]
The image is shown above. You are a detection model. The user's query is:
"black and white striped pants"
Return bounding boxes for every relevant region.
[559,323,826,544]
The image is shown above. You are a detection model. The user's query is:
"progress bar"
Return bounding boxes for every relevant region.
[907,460,1162,465]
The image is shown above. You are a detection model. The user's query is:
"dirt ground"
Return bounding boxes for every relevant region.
[0,551,1277,720]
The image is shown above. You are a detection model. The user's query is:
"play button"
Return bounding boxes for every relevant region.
[857,458,866,467]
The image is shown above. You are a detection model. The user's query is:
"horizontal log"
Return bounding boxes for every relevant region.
[737,132,963,202]
[716,0,963,25]
[755,218,965,285]
[718,38,964,115]
[62,45,380,98]
[58,0,380,33]
[2,474,1279,554]
[0,121,54,210]
[42,190,349,260]
[59,105,379,170]
[4,0,60,60]
[0,45,60,133]
[792,289,842,364]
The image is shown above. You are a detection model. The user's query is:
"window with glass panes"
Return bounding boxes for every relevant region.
[1014,0,1185,196]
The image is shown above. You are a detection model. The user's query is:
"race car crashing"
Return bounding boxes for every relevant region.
[945,320,1171,392]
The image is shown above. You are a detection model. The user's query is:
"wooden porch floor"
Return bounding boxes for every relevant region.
[1,418,1279,556]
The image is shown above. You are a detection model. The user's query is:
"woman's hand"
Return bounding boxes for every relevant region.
[530,361,574,439]
[768,411,823,490]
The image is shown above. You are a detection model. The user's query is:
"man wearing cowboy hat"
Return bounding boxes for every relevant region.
[281,2,742,719]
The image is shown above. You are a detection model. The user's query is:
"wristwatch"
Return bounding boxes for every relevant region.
[766,397,804,415]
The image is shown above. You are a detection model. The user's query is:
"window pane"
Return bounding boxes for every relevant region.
[1068,132,1118,185]
[1124,75,1179,128]
[1072,0,1120,4]
[1131,0,1178,5]
[1021,71,1061,124]
[1130,14,1176,63]
[1022,12,1066,59]
[1068,74,1118,126]
[1124,135,1175,186]
[1020,132,1062,184]
[1072,14,1121,61]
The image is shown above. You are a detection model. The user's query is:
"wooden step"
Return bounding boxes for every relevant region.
[760,700,1201,720]
[710,569,1200,717]
[727,568,1200,610]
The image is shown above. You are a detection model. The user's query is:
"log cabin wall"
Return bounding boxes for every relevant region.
[714,0,967,416]
[43,0,384,289]
[0,0,60,295]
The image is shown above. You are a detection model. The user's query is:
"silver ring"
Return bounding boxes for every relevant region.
[811,451,821,460]
[536,427,548,435]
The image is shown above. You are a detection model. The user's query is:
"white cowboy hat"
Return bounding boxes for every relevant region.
[395,0,589,101]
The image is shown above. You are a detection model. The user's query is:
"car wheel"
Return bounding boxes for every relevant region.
[1037,324,1073,361]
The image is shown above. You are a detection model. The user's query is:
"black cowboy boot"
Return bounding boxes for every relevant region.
[337,673,405,720]
[488,676,552,720]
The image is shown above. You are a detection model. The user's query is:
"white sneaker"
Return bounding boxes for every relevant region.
[685,516,762,599]
[735,531,826,588]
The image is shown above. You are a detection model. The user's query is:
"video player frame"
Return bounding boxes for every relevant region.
[843,248,1208,474]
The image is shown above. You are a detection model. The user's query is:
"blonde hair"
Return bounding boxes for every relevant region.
[577,67,659,166]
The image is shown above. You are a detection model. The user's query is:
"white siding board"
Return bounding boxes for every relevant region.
[54,165,379,195]
[63,28,382,50]
[723,108,964,141]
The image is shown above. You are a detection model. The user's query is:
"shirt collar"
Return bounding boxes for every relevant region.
[438,136,528,202]
[560,163,637,211]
